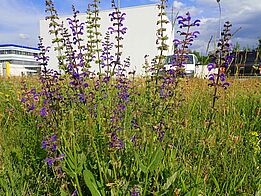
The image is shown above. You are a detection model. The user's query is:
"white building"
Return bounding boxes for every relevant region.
[40,4,173,75]
[0,44,40,76]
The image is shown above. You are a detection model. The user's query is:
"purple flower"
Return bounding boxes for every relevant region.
[27,103,35,112]
[41,140,47,149]
[40,107,47,116]
[220,73,226,82]
[222,82,230,89]
[52,144,57,151]
[208,63,215,71]
[45,158,55,167]
[21,97,26,103]
[110,131,124,149]
[193,19,201,26]
[72,190,78,196]
[50,135,57,142]
[208,74,215,81]
[131,190,140,196]
[159,131,165,142]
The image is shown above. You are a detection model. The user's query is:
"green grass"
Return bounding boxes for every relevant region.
[0,76,260,195]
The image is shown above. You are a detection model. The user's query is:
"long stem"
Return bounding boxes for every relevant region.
[143,172,149,195]
[93,2,102,77]
[155,1,165,86]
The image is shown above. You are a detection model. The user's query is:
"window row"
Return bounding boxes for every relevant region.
[0,60,40,66]
[0,50,38,57]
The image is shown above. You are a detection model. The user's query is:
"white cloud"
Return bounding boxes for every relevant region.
[0,0,43,46]
[169,0,261,53]
[173,1,184,9]
[19,34,30,39]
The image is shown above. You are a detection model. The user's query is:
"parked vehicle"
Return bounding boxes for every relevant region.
[164,54,200,76]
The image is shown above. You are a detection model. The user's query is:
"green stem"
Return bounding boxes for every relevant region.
[143,172,149,196]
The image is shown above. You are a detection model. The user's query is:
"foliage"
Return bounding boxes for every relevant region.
[0,0,260,195]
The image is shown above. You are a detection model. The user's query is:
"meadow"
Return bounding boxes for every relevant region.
[0,76,260,195]
[0,0,261,195]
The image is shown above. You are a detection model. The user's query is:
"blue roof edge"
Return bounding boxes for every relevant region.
[0,44,40,51]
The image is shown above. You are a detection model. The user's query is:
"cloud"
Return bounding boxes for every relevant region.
[173,1,184,9]
[19,34,30,39]
[0,0,43,46]
[0,0,260,53]
[169,0,261,54]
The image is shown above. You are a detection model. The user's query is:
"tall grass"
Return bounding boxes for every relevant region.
[0,77,260,195]
[0,0,260,195]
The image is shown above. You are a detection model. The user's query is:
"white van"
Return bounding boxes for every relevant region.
[164,54,199,76]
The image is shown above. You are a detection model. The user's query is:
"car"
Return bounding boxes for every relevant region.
[164,54,200,76]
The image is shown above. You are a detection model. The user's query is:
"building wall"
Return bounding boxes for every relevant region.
[0,45,40,76]
[0,63,3,76]
[40,4,173,75]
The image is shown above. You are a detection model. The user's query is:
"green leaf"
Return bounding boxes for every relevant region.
[211,174,220,193]
[60,187,68,196]
[162,172,178,190]
[235,173,246,190]
[83,169,102,196]
[148,147,163,172]
[134,152,148,173]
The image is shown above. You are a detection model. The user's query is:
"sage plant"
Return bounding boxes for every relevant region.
[208,22,233,105]
[90,0,103,75]
[152,0,169,84]
[156,11,200,142]
[109,0,127,75]
[45,0,65,69]
[206,21,233,131]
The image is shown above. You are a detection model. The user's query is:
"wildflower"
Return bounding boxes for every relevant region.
[45,157,55,167]
[131,185,140,196]
[208,63,215,71]
[42,140,47,149]
[72,190,78,196]
[21,97,26,103]
[40,107,47,116]
[208,21,233,91]
[109,131,124,149]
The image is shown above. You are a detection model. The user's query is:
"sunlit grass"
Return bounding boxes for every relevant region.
[0,76,260,195]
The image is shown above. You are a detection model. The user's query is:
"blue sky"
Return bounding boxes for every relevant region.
[0,0,260,54]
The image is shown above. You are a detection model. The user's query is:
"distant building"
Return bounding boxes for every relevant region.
[229,50,261,76]
[0,44,40,76]
[40,4,173,75]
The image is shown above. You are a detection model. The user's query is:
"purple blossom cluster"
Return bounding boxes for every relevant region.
[109,75,131,150]
[159,12,201,99]
[42,134,64,167]
[108,0,127,75]
[172,12,200,74]
[101,31,114,76]
[20,84,39,113]
[208,21,233,90]
[24,36,65,170]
